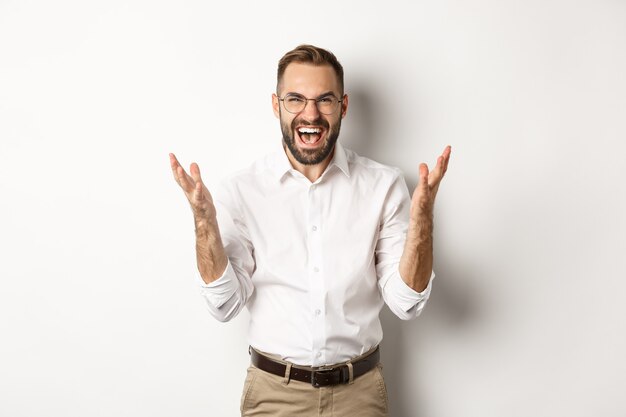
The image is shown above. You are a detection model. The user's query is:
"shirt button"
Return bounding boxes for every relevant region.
[313,267,319,273]
[312,225,317,231]
[314,309,321,316]
[316,352,322,358]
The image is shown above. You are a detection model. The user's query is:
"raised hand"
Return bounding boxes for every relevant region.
[410,145,451,221]
[400,145,451,292]
[170,153,228,283]
[169,153,216,226]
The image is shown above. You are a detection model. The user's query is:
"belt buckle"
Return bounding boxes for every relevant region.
[311,365,337,388]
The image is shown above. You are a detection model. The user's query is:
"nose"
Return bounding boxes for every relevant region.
[300,98,321,120]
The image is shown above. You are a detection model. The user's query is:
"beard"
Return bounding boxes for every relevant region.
[280,113,341,166]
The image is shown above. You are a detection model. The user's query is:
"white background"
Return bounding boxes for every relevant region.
[1,0,625,416]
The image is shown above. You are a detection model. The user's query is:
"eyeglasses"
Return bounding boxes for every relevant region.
[278,93,343,115]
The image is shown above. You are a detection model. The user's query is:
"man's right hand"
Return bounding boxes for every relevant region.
[170,153,228,283]
[169,153,216,227]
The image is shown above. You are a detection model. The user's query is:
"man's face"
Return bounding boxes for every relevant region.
[272,63,348,166]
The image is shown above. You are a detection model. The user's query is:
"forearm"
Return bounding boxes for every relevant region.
[195,217,228,284]
[399,213,433,293]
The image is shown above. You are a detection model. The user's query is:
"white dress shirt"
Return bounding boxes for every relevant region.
[198,141,434,367]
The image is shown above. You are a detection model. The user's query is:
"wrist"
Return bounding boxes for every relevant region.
[194,211,217,226]
[194,216,219,237]
[409,212,433,232]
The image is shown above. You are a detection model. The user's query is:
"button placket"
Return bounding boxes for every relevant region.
[307,183,325,366]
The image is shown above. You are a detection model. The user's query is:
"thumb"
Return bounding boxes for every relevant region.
[419,163,429,189]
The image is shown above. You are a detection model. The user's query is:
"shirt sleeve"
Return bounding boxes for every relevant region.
[196,180,255,322]
[375,170,435,320]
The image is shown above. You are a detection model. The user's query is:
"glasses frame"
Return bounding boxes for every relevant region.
[278,93,345,115]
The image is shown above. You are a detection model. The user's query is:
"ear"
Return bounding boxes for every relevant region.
[340,94,349,119]
[272,93,280,118]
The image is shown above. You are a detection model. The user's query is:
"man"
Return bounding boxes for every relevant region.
[170,44,451,416]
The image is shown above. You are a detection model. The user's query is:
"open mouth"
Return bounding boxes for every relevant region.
[296,126,324,147]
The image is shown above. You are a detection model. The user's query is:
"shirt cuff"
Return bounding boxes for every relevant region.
[388,270,435,312]
[197,260,238,309]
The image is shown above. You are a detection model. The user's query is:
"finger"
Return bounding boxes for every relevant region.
[435,154,445,174]
[442,145,451,173]
[419,163,429,192]
[428,156,445,188]
[413,163,431,211]
[176,165,194,192]
[189,163,207,200]
[430,146,451,194]
[193,180,203,202]
[431,146,451,185]
[190,162,203,184]
[169,153,182,179]
[170,153,193,188]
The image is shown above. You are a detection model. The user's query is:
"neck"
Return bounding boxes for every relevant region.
[284,145,335,183]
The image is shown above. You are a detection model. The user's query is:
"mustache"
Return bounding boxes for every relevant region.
[291,118,329,130]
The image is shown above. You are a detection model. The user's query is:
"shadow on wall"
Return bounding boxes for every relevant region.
[341,85,379,161]
[379,258,481,417]
[346,83,480,416]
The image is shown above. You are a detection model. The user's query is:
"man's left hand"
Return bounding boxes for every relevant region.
[410,145,452,221]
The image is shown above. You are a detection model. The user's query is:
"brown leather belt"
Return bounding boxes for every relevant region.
[249,346,380,388]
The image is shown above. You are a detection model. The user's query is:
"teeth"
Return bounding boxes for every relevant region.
[298,127,321,134]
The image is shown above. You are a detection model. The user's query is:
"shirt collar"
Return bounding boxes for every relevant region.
[271,140,351,182]
[330,141,350,178]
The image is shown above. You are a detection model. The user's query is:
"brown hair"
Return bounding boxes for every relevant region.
[277,44,344,94]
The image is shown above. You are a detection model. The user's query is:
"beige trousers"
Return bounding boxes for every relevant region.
[240,354,389,417]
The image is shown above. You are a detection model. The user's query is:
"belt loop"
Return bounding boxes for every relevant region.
[346,362,354,385]
[282,362,292,385]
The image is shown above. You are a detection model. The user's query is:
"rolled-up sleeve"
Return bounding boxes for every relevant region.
[376,171,435,320]
[383,269,434,319]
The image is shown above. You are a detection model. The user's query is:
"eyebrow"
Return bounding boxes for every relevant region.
[285,91,338,99]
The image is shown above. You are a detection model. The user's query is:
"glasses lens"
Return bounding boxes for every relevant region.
[317,96,339,115]
[283,95,306,113]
